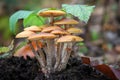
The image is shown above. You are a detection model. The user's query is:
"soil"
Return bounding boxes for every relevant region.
[0,56,111,80]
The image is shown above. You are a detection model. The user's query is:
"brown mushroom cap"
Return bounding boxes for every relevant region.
[54,18,79,25]
[38,10,66,17]
[66,27,83,34]
[41,26,63,33]
[57,35,83,43]
[28,33,56,41]
[16,30,35,38]
[24,26,42,32]
[51,29,70,35]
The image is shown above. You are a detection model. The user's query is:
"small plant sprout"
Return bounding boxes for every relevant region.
[10,4,94,78]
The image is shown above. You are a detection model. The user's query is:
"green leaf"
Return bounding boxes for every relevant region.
[78,42,85,46]
[62,4,95,23]
[23,13,46,27]
[9,10,33,34]
[0,47,10,53]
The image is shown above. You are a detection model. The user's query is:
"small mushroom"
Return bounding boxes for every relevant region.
[66,27,83,34]
[24,25,42,32]
[50,29,70,70]
[57,35,83,43]
[28,33,56,73]
[15,31,42,66]
[54,18,79,25]
[54,18,79,30]
[16,30,35,38]
[56,35,83,71]
[38,10,66,26]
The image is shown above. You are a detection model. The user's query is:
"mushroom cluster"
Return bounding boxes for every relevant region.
[15,10,83,77]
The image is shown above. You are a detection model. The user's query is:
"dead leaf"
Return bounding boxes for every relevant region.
[81,56,91,64]
[94,64,118,80]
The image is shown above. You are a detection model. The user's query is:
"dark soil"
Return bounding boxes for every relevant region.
[0,56,111,80]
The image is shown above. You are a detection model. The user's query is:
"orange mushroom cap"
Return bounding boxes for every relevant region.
[28,33,56,40]
[24,26,42,32]
[41,26,63,33]
[66,27,83,34]
[38,10,66,17]
[54,18,79,25]
[57,35,83,43]
[51,29,70,35]
[16,30,35,38]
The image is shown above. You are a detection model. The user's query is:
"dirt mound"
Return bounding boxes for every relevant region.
[0,57,111,80]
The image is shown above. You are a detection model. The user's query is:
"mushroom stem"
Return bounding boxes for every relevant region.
[28,41,41,66]
[58,43,72,70]
[64,24,67,30]
[35,41,46,69]
[61,43,68,58]
[46,39,55,73]
[54,43,61,70]
[57,43,68,71]
[50,15,54,26]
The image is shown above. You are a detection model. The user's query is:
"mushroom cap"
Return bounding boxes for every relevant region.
[38,10,66,17]
[24,26,42,32]
[41,26,63,33]
[16,30,35,38]
[54,18,79,25]
[28,33,56,40]
[66,27,83,34]
[51,29,70,35]
[57,35,83,43]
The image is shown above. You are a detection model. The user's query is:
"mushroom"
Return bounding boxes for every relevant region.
[54,18,79,29]
[16,30,35,38]
[66,27,83,35]
[50,29,70,70]
[38,10,66,25]
[15,31,43,66]
[54,18,79,25]
[28,33,56,73]
[56,35,83,71]
[38,10,66,17]
[24,25,42,32]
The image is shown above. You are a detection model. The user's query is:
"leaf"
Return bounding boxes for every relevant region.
[9,10,33,34]
[110,67,120,80]
[94,64,118,80]
[0,47,10,53]
[62,4,95,23]
[23,13,46,27]
[81,56,91,64]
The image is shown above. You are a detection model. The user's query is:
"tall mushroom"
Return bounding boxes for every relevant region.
[38,10,66,25]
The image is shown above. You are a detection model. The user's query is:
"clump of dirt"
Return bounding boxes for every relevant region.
[0,56,111,80]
